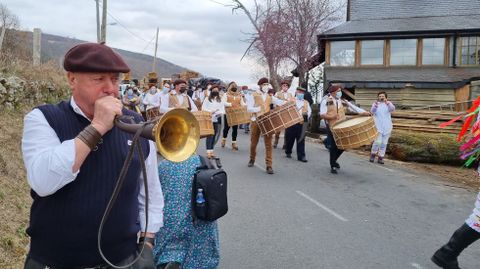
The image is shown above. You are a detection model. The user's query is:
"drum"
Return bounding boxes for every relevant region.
[331,116,378,150]
[192,111,214,138]
[146,107,161,120]
[256,102,303,136]
[226,106,250,126]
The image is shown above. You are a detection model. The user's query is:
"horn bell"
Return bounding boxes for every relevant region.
[153,108,200,162]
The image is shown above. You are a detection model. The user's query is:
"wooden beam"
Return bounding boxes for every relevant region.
[325,41,331,65]
[355,40,361,67]
[444,37,450,66]
[385,40,390,67]
[417,38,422,67]
[342,88,355,100]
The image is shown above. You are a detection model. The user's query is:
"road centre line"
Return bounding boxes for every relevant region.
[254,163,266,171]
[410,263,425,269]
[296,191,348,222]
[377,165,395,173]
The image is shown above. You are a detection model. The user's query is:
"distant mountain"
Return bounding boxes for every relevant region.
[20,30,190,79]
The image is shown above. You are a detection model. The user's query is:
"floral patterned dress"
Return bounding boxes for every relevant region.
[153,155,220,269]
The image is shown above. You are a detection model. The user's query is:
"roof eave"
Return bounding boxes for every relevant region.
[318,28,480,41]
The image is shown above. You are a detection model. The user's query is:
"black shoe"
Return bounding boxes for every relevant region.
[298,157,308,163]
[377,157,384,164]
[286,154,292,158]
[266,166,274,174]
[248,159,254,167]
[330,167,338,174]
[273,143,278,149]
[431,224,480,269]
[334,162,340,169]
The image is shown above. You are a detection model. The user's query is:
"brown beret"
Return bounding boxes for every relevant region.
[257,77,269,86]
[241,85,248,90]
[281,80,291,87]
[173,79,187,86]
[296,86,307,92]
[63,42,130,73]
[328,84,341,93]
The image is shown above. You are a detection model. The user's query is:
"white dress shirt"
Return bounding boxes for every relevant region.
[295,99,312,118]
[21,98,164,232]
[319,95,366,116]
[159,91,198,113]
[245,90,285,121]
[143,92,162,110]
[202,98,226,123]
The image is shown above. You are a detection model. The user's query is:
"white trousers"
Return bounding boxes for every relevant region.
[371,132,391,157]
[466,191,480,233]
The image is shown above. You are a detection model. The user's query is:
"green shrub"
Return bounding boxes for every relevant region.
[387,130,463,165]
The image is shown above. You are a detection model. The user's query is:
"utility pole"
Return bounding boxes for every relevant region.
[95,0,100,42]
[152,27,159,72]
[33,28,41,66]
[100,0,107,43]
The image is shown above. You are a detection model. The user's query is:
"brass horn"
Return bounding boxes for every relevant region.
[115,108,200,162]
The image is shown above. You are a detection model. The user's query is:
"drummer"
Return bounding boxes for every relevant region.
[143,85,162,120]
[221,81,246,151]
[320,84,370,174]
[284,86,311,162]
[245,77,286,174]
[202,84,225,158]
[160,79,198,113]
[274,80,295,149]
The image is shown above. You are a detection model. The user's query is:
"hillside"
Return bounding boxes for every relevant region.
[18,30,189,79]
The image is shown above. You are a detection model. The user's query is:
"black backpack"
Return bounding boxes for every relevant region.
[192,156,228,222]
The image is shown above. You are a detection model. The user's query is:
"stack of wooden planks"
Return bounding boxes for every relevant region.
[392,110,464,134]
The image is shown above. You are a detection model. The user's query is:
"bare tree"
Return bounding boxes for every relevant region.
[221,0,289,90]
[281,0,343,85]
[0,4,19,57]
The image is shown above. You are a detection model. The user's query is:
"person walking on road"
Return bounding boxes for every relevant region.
[221,81,245,151]
[273,80,295,149]
[320,84,370,174]
[202,85,225,159]
[284,86,311,162]
[245,77,285,174]
[369,91,395,164]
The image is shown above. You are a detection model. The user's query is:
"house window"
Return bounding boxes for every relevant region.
[390,39,417,65]
[330,41,355,66]
[459,36,480,65]
[422,38,445,65]
[361,40,384,65]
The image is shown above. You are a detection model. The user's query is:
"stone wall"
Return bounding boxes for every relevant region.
[0,73,69,110]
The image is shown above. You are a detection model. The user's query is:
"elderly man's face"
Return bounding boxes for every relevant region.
[68,72,120,116]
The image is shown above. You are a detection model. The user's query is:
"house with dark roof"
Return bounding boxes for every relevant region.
[315,0,480,109]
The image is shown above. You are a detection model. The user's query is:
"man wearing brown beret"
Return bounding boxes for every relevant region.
[245,77,286,174]
[320,84,369,174]
[21,42,163,268]
[160,79,198,113]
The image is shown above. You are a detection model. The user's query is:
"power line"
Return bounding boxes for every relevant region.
[93,0,156,45]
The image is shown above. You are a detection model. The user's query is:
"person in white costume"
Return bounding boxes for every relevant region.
[369,91,395,164]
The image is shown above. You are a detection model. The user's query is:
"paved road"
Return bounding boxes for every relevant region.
[203,130,480,269]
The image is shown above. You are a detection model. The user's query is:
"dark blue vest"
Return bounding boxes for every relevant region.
[28,100,150,267]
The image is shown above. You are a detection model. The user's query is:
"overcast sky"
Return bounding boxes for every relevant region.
[5,0,267,86]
